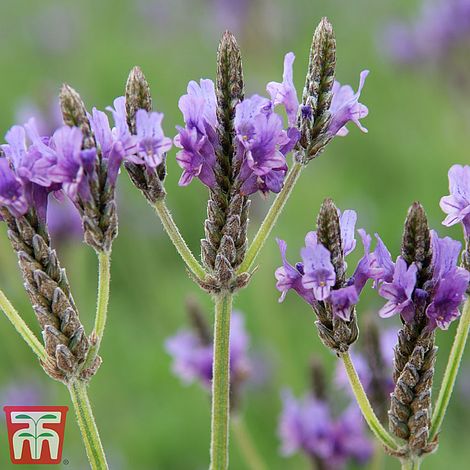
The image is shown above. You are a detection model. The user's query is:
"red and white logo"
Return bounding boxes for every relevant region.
[4,406,68,464]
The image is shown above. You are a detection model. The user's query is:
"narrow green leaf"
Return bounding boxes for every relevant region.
[18,432,34,438]
[38,414,57,420]
[38,432,53,438]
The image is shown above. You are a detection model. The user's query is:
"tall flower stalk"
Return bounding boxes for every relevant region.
[124,16,369,469]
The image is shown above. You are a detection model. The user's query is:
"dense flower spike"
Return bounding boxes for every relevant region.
[275,199,372,351]
[375,203,468,455]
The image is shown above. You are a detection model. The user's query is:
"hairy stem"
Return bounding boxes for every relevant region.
[231,415,267,470]
[340,352,399,452]
[68,380,108,470]
[153,200,206,280]
[0,289,46,361]
[238,162,303,274]
[210,293,233,470]
[83,252,111,370]
[430,296,470,439]
[402,459,421,470]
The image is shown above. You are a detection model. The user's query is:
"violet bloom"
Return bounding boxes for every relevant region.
[278,390,373,468]
[106,96,172,171]
[378,257,417,322]
[276,209,374,321]
[440,164,470,236]
[0,158,29,217]
[267,52,299,127]
[268,52,369,138]
[425,231,470,329]
[48,126,96,201]
[174,79,218,188]
[370,233,395,285]
[375,229,469,330]
[165,311,251,389]
[235,95,291,196]
[328,70,369,137]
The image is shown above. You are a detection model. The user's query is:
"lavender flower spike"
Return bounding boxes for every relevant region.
[267,52,299,127]
[440,164,470,236]
[328,70,369,137]
[301,242,336,300]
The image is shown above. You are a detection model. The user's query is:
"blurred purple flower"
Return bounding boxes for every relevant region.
[383,0,470,64]
[0,381,43,407]
[278,390,373,469]
[165,311,251,389]
[47,195,83,246]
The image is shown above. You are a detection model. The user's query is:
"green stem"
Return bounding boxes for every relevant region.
[238,162,303,274]
[401,459,421,470]
[68,380,108,470]
[0,289,46,361]
[430,296,470,439]
[210,294,233,470]
[231,415,267,470]
[340,352,398,452]
[153,199,206,280]
[83,252,111,371]
[369,441,384,470]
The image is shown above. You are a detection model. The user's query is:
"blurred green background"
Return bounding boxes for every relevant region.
[0,0,469,468]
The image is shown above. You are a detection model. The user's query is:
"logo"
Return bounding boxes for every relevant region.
[4,406,68,464]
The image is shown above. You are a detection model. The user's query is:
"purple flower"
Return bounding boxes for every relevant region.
[378,257,417,322]
[370,233,395,285]
[425,230,470,329]
[329,286,358,321]
[440,164,470,236]
[235,95,290,196]
[301,242,336,300]
[48,126,96,201]
[278,390,373,468]
[275,238,315,304]
[276,208,374,320]
[267,52,299,127]
[0,158,29,217]
[328,71,369,137]
[133,110,172,168]
[426,270,469,329]
[165,311,251,389]
[175,79,218,188]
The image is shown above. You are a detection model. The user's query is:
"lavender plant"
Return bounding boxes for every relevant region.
[123,17,369,469]
[0,81,172,468]
[275,178,470,468]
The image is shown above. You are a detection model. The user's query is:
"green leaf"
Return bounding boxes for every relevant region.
[15,414,33,420]
[18,432,34,438]
[38,432,53,438]
[37,414,57,420]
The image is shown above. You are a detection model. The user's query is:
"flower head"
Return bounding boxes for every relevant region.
[0,158,29,217]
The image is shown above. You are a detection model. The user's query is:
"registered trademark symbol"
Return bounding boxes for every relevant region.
[63,458,69,465]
